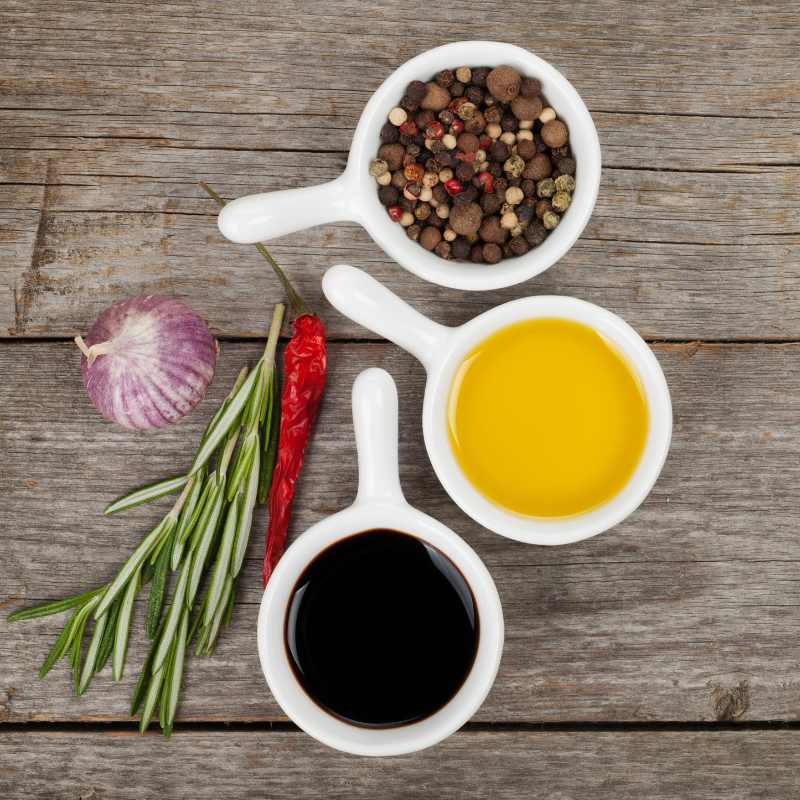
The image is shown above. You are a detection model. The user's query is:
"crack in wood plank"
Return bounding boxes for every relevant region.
[11,159,53,337]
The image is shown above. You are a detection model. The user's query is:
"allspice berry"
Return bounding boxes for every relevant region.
[451,236,471,260]
[520,77,542,98]
[509,236,529,256]
[479,215,507,244]
[486,65,521,102]
[524,221,547,245]
[516,138,537,161]
[379,143,406,171]
[406,80,428,103]
[482,242,503,263]
[420,226,442,251]
[449,202,483,236]
[457,132,480,153]
[510,95,543,121]
[541,119,569,148]
[421,82,452,111]
[523,153,552,180]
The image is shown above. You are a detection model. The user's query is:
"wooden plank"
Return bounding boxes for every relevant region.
[3,341,800,723]
[1,163,798,339]
[2,729,800,799]
[4,109,799,172]
[2,0,799,118]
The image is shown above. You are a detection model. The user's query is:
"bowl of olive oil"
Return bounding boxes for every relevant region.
[323,264,672,545]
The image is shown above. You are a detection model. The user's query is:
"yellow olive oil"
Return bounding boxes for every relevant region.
[447,318,648,518]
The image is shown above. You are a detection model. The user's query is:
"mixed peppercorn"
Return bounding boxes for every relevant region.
[370,65,576,264]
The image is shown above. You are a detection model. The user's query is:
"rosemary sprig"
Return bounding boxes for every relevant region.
[8,303,286,736]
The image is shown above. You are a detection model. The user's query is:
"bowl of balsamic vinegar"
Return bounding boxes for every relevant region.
[257,369,504,756]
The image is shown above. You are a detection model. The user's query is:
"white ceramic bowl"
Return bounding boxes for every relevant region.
[323,265,673,546]
[218,41,601,291]
[257,368,504,756]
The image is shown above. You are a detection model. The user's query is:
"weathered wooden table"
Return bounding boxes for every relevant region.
[2,1,799,797]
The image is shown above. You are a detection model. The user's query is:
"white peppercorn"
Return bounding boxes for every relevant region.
[443,227,457,242]
[500,211,519,229]
[388,107,408,126]
[419,186,433,202]
[436,204,450,219]
[400,211,415,227]
[505,186,524,205]
[439,167,454,182]
[442,133,457,150]
[518,119,534,130]
[486,122,502,139]
[376,171,392,186]
[516,129,533,141]
[499,131,516,146]
[539,107,556,124]
[455,66,472,83]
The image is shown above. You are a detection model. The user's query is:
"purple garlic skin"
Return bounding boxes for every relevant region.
[79,295,217,431]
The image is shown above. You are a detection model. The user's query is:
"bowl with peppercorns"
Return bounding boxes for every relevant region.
[218,41,601,291]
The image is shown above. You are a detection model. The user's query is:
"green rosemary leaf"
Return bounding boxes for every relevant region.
[189,367,260,475]
[164,609,189,738]
[187,478,226,606]
[226,429,257,502]
[258,367,281,505]
[94,595,121,674]
[172,471,205,561]
[37,609,80,679]
[113,571,140,682]
[95,515,173,620]
[129,617,164,715]
[204,493,240,626]
[146,526,175,639]
[232,447,259,578]
[78,611,107,695]
[104,475,189,516]
[139,662,166,734]
[152,559,190,675]
[8,586,104,623]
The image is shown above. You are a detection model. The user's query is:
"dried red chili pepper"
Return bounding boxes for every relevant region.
[199,183,327,587]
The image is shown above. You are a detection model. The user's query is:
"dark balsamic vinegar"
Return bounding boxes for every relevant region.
[285,529,479,727]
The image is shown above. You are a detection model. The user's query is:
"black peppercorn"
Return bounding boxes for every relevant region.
[484,105,502,124]
[482,242,502,263]
[471,66,490,87]
[380,122,399,144]
[415,109,435,128]
[431,183,449,204]
[398,196,416,212]
[465,85,484,105]
[378,185,399,206]
[400,94,419,113]
[494,176,508,193]
[427,211,445,228]
[435,69,455,88]
[406,223,421,241]
[406,80,428,102]
[469,243,484,262]
[501,113,518,133]
[450,81,465,97]
[438,109,455,125]
[455,161,475,182]
[480,192,503,215]
[520,77,542,98]
[434,240,452,259]
[509,235,529,256]
[489,140,510,162]
[454,185,479,204]
[425,157,441,173]
[450,237,470,260]
[516,203,534,224]
[524,220,547,245]
[557,157,576,175]
[488,162,503,178]
[521,178,536,197]
[406,142,422,158]
[437,151,455,168]
[414,202,432,221]
[429,139,446,154]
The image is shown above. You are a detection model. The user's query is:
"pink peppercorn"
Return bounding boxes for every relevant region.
[425,121,445,140]
[387,205,403,222]
[450,119,464,135]
[477,172,494,193]
[399,120,418,136]
[455,151,476,162]
[479,136,492,150]
[444,178,463,196]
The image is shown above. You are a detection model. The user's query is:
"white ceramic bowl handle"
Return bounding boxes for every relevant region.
[323,264,452,371]
[217,176,354,244]
[351,368,405,505]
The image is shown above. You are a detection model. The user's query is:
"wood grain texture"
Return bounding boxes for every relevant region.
[3,341,800,724]
[2,0,799,340]
[2,729,800,800]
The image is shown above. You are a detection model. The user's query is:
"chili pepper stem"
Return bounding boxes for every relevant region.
[199,182,310,318]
